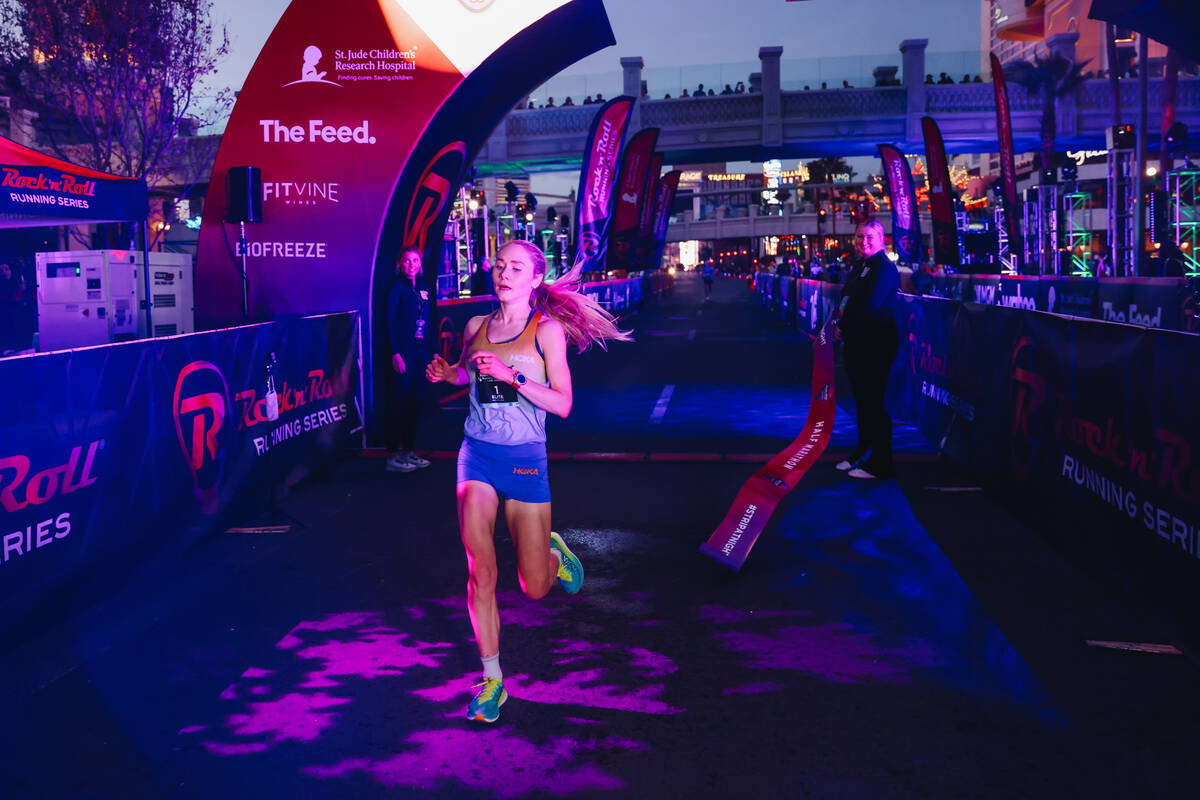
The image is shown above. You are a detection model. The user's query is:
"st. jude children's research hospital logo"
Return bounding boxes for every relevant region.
[283,45,342,88]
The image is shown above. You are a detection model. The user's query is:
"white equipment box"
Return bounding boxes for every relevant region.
[36,250,194,351]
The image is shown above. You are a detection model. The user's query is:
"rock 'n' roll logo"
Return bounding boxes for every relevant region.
[579,230,602,258]
[173,361,230,515]
[1008,336,1046,479]
[404,142,467,252]
[458,0,496,10]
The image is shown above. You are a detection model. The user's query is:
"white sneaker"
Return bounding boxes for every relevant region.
[835,460,854,471]
[386,453,416,473]
[847,467,878,480]
[404,452,431,469]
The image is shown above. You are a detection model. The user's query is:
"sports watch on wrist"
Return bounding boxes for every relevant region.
[510,371,527,389]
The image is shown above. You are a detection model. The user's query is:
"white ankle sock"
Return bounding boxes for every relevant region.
[481,652,502,681]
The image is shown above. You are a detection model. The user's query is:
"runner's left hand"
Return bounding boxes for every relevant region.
[470,351,515,382]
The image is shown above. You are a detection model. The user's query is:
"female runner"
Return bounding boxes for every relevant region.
[425,240,630,723]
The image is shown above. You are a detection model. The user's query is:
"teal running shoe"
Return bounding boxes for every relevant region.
[467,678,507,723]
[550,531,584,594]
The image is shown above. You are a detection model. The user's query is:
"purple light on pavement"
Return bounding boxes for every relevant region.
[224,691,350,743]
[627,647,677,678]
[303,727,632,797]
[721,681,786,696]
[295,631,452,688]
[202,741,270,756]
[715,623,941,684]
[506,669,684,715]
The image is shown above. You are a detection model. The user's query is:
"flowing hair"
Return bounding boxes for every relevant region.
[500,240,632,352]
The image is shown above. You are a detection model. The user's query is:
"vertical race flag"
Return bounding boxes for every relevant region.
[921,116,960,267]
[877,144,924,264]
[990,52,1022,269]
[573,96,636,273]
[633,153,663,268]
[605,127,661,272]
[650,170,683,270]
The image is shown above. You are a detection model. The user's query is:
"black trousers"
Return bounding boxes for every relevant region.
[843,326,899,473]
[384,359,427,453]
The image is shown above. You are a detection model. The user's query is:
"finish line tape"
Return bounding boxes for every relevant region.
[699,321,837,571]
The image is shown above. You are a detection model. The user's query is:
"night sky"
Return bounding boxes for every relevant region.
[208,0,981,97]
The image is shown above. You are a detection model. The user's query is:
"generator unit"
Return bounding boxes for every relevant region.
[35,250,194,352]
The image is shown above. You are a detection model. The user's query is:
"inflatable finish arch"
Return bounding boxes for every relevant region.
[196,0,616,426]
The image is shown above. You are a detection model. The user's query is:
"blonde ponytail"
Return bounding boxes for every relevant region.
[500,240,633,352]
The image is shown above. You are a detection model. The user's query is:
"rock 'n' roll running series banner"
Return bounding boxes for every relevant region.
[0,135,147,227]
[990,52,1022,270]
[701,321,836,571]
[195,0,616,428]
[921,116,960,268]
[633,153,663,269]
[572,95,636,274]
[0,313,358,633]
[877,144,924,265]
[650,170,682,270]
[605,127,660,272]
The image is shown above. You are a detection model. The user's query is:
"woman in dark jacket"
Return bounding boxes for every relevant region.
[383,247,435,472]
[834,220,900,479]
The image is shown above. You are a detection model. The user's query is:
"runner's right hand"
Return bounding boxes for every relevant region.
[425,354,455,383]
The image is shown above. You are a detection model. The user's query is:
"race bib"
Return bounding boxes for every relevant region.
[477,373,518,405]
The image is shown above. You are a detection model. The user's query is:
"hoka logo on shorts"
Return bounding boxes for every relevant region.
[513,467,540,476]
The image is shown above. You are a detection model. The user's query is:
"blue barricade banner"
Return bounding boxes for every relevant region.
[0,313,359,629]
[887,295,1200,626]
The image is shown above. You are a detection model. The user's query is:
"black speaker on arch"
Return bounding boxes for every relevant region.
[226,166,263,223]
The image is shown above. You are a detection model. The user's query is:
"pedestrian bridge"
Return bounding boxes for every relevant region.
[475,38,1200,171]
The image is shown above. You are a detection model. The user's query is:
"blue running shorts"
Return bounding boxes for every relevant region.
[456,437,551,503]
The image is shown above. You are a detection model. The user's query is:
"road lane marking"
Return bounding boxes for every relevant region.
[649,384,675,424]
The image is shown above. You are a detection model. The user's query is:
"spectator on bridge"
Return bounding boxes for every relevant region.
[696,82,705,96]
[804,85,811,90]
[722,84,734,95]
[925,74,934,84]
[384,247,435,474]
[938,72,954,84]
[583,95,593,104]
[735,81,746,93]
[834,220,900,480]
[681,88,690,97]
[707,88,715,96]
[546,97,555,107]
[595,92,605,103]
[821,82,827,89]
[961,74,971,83]
[842,80,853,88]
[663,92,672,99]
[563,96,574,106]
[973,75,982,82]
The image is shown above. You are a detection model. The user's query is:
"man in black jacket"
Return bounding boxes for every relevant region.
[834,220,900,479]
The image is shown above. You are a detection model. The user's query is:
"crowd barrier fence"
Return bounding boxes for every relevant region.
[757,274,1200,626]
[0,313,360,633]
